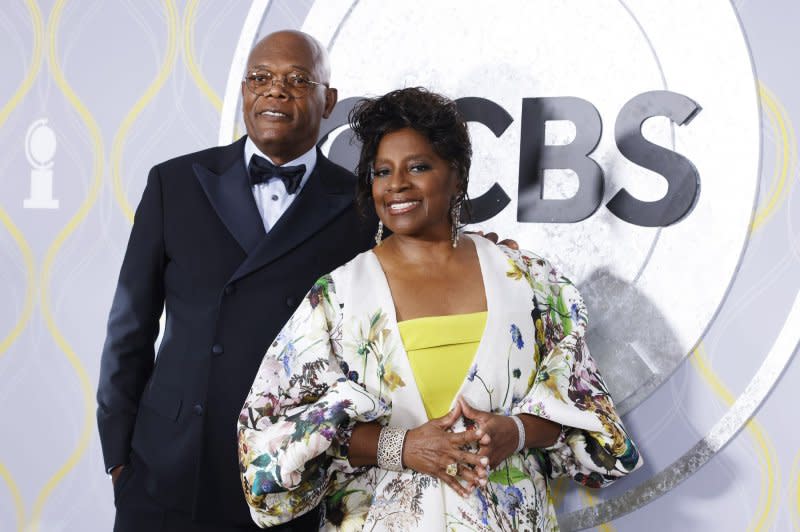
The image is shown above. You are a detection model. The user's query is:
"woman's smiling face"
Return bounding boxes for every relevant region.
[371,127,459,241]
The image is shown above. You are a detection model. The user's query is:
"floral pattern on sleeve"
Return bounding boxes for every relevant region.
[506,249,642,488]
[237,275,389,526]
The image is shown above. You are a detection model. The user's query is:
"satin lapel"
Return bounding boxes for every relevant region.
[193,145,264,254]
[229,155,355,283]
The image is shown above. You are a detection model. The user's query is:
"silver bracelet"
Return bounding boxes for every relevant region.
[377,426,407,472]
[510,415,526,453]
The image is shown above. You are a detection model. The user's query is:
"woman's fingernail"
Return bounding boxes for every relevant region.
[480,457,489,465]
[479,478,487,486]
[475,429,483,436]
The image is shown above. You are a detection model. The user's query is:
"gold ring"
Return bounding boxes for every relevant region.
[445,463,458,476]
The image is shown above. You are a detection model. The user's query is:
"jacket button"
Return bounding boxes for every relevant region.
[193,404,204,416]
[212,344,224,355]
[224,284,235,295]
[286,297,296,308]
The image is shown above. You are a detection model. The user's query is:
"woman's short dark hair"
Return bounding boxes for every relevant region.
[348,87,472,221]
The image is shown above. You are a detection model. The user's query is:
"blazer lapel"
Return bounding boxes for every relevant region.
[193,139,265,254]
[229,153,356,283]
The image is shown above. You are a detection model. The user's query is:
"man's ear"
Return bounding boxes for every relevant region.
[323,87,338,119]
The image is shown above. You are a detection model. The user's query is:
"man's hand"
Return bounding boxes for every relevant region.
[468,230,519,250]
[110,465,125,486]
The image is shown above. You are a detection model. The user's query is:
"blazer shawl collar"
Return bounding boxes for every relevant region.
[193,137,265,254]
[229,151,357,283]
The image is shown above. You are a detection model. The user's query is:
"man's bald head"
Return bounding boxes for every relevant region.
[248,30,331,84]
[241,30,337,164]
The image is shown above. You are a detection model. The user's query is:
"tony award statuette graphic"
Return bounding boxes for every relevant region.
[24,118,59,209]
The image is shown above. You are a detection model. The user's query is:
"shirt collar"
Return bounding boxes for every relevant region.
[244,137,317,193]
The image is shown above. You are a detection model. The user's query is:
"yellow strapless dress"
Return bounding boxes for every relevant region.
[398,311,487,419]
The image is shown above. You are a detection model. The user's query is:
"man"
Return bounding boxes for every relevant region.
[97,30,374,531]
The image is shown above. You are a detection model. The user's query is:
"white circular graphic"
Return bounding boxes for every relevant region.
[299,0,760,411]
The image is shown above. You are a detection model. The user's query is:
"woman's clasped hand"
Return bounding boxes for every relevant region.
[401,396,554,496]
[458,397,523,470]
[401,402,489,497]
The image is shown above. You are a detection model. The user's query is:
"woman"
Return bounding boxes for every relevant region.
[238,88,641,531]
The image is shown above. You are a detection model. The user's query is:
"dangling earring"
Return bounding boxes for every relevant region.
[450,200,462,248]
[375,220,384,246]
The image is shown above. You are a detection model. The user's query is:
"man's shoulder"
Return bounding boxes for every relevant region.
[315,153,353,175]
[314,153,357,186]
[153,137,245,175]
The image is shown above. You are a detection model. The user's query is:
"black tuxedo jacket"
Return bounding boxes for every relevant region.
[97,137,375,525]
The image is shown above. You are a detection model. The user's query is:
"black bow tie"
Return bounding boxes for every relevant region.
[248,154,306,194]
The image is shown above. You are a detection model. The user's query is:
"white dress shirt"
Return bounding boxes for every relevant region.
[244,137,317,233]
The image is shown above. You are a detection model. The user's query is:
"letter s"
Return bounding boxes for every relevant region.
[608,90,702,227]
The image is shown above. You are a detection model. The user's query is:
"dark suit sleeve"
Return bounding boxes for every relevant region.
[96,166,166,472]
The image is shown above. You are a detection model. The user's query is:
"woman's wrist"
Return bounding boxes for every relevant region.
[516,413,562,449]
[376,426,408,471]
[346,422,382,467]
[509,415,526,453]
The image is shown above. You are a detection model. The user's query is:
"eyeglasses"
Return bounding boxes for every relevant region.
[243,69,326,97]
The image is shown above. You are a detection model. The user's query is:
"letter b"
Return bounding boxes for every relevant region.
[517,97,604,223]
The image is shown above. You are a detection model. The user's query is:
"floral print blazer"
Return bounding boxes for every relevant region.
[238,234,642,531]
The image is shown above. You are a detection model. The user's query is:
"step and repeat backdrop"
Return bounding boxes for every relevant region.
[0,1,798,530]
